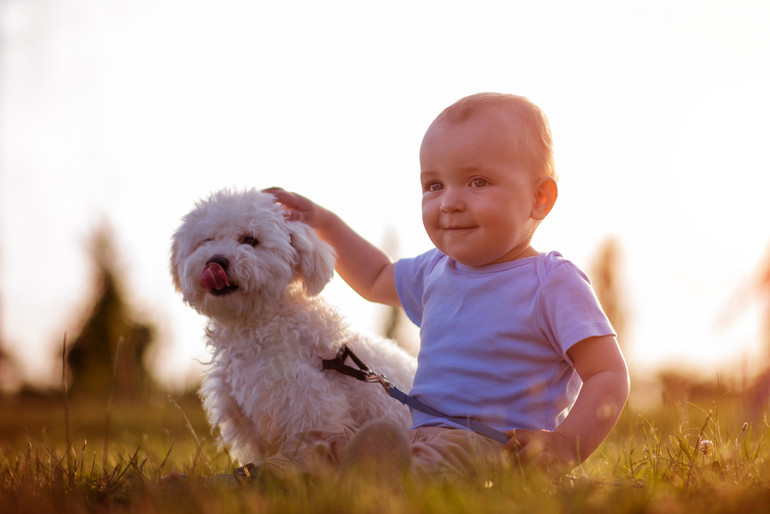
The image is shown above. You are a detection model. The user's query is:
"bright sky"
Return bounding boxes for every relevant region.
[2,0,770,390]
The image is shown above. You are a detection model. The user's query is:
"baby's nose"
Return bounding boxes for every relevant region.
[440,190,465,213]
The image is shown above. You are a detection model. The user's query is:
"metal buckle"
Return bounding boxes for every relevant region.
[364,370,393,393]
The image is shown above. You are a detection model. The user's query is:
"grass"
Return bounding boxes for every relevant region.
[2,379,770,513]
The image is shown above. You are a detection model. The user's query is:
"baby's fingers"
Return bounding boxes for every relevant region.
[505,429,525,452]
[505,429,540,450]
[262,188,314,222]
[262,187,294,205]
[506,429,547,459]
[506,429,574,476]
[517,440,553,465]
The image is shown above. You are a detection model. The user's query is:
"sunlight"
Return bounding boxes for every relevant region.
[1,0,769,388]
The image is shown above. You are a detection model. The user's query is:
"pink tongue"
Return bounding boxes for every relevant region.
[201,262,230,291]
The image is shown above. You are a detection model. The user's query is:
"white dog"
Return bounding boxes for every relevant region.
[170,188,416,464]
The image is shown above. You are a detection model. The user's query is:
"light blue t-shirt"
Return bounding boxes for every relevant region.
[394,249,615,433]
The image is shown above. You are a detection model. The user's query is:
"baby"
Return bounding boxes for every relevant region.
[264,92,629,478]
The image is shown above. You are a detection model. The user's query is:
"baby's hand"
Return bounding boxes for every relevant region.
[262,187,322,227]
[505,428,575,475]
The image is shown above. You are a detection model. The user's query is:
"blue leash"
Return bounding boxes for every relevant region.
[322,345,510,445]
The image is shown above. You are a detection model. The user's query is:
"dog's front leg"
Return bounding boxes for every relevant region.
[200,366,262,463]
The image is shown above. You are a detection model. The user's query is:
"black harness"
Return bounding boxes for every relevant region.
[322,345,509,444]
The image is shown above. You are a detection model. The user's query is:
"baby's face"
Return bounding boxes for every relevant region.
[419,111,541,266]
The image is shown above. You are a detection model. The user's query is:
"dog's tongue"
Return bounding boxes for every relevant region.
[201,262,230,291]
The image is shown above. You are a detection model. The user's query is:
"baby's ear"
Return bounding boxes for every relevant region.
[288,221,336,296]
[531,176,558,220]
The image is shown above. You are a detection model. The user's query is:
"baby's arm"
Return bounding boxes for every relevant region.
[264,187,400,307]
[506,334,629,473]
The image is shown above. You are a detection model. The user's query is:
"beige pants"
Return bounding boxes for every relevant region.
[259,423,510,482]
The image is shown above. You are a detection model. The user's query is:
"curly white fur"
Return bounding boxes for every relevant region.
[170,188,416,464]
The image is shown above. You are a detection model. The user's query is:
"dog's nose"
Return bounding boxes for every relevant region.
[206,256,230,270]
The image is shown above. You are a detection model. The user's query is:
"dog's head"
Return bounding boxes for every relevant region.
[170,188,335,322]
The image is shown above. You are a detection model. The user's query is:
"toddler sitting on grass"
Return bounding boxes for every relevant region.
[263,92,630,480]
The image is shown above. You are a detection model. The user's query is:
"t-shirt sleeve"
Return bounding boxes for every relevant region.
[394,249,440,327]
[538,259,616,359]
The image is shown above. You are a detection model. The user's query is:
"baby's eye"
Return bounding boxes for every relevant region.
[470,177,488,188]
[423,181,443,192]
[240,235,259,247]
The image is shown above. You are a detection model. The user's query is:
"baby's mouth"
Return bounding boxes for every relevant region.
[201,262,239,296]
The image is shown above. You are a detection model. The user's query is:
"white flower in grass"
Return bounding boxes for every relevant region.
[698,439,714,456]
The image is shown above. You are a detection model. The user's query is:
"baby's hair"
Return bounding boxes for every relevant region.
[433,92,556,180]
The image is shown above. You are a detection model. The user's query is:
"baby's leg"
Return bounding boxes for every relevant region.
[409,427,509,482]
[258,423,357,478]
[339,419,412,478]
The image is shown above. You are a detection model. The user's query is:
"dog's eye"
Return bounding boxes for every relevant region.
[240,235,259,247]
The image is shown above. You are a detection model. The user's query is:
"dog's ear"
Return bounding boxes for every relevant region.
[169,233,184,292]
[288,221,336,296]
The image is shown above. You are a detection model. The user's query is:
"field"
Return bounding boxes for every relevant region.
[2,376,770,513]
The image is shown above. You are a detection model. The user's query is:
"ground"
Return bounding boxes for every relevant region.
[2,374,770,513]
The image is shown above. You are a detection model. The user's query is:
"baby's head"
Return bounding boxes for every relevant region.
[429,92,556,180]
[419,93,558,266]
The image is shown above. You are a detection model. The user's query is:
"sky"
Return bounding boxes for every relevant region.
[1,0,770,390]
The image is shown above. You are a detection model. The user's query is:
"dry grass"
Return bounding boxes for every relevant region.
[2,379,770,513]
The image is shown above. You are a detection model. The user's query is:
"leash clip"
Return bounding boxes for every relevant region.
[322,345,395,393]
[364,371,394,393]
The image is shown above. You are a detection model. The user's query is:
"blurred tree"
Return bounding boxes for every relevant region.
[716,243,770,364]
[65,224,157,400]
[380,228,405,342]
[716,243,770,417]
[757,245,770,364]
[0,345,22,394]
[590,237,629,354]
[378,227,418,356]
